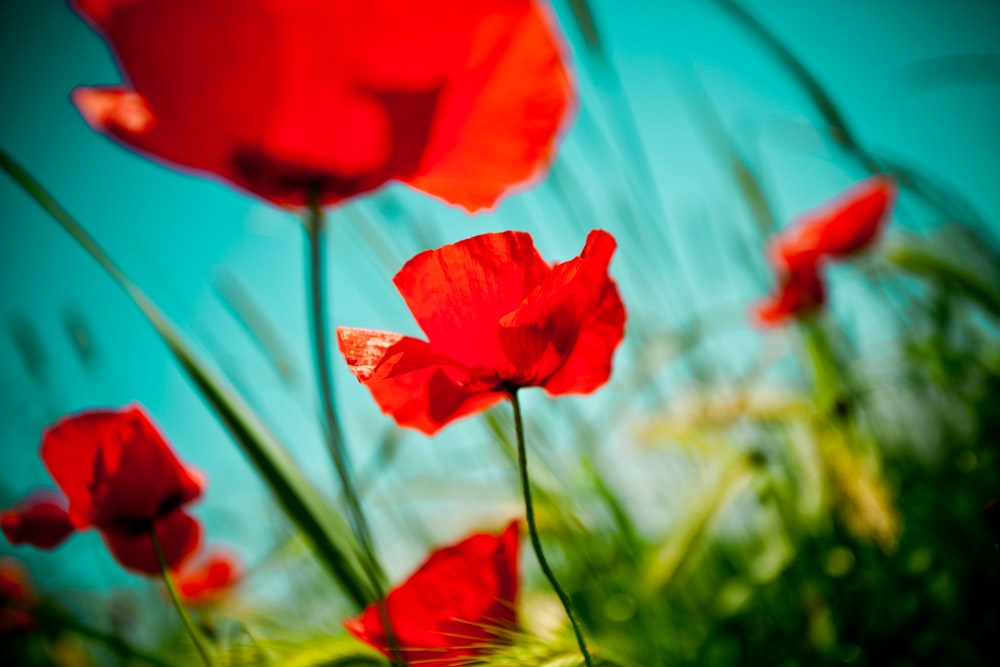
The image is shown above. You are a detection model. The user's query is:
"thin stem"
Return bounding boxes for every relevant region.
[304,194,404,665]
[510,389,595,667]
[152,531,215,667]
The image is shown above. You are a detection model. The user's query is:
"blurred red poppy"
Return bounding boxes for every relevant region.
[70,0,573,211]
[338,230,626,434]
[771,176,897,273]
[752,177,895,328]
[752,263,826,327]
[0,558,35,634]
[345,521,520,667]
[175,549,242,606]
[22,405,206,575]
[1,491,75,550]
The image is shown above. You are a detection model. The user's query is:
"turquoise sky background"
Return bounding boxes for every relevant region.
[1,0,998,601]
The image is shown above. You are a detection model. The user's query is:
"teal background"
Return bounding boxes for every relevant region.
[1,0,998,600]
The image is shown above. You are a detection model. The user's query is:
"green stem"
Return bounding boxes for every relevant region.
[152,531,215,667]
[510,389,594,667]
[304,194,404,665]
[0,147,371,608]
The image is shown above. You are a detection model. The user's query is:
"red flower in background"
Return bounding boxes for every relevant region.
[71,0,573,211]
[752,264,826,327]
[2,405,204,575]
[338,230,626,435]
[346,521,520,667]
[175,549,242,606]
[1,491,75,550]
[771,176,897,273]
[753,177,896,328]
[0,558,35,634]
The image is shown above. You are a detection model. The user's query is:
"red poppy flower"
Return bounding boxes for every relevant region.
[345,521,520,667]
[0,558,35,634]
[34,405,204,575]
[338,230,626,435]
[752,263,826,327]
[175,548,242,606]
[771,176,897,273]
[70,0,573,211]
[1,490,76,550]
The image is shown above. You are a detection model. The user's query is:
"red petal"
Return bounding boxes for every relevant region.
[41,405,204,530]
[405,1,574,211]
[393,231,550,371]
[775,177,896,272]
[176,548,242,605]
[338,327,505,435]
[752,264,826,328]
[71,1,572,209]
[500,230,626,394]
[345,521,520,667]
[1,491,76,550]
[101,509,201,576]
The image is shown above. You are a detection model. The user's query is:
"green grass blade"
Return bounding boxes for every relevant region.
[0,147,371,609]
[886,232,1000,319]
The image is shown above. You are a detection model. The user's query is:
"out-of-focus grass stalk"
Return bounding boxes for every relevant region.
[511,389,595,667]
[0,147,372,609]
[887,235,1000,319]
[801,320,847,417]
[563,0,697,317]
[712,0,994,241]
[643,451,764,592]
[303,196,402,665]
[677,69,778,237]
[152,531,215,667]
[214,269,299,386]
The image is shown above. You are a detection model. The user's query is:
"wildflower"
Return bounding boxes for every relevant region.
[70,0,573,211]
[338,230,626,434]
[753,177,896,327]
[771,176,897,273]
[175,549,242,606]
[5,405,204,575]
[346,521,520,667]
[1,491,75,550]
[752,263,826,327]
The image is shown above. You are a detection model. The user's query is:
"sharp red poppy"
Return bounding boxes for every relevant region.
[752,263,826,328]
[770,176,897,274]
[175,548,242,606]
[70,0,574,211]
[0,558,35,634]
[345,521,520,667]
[1,490,76,550]
[6,405,205,575]
[338,230,626,435]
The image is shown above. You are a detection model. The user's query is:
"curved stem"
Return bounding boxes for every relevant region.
[304,195,404,665]
[151,531,214,667]
[510,389,595,667]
